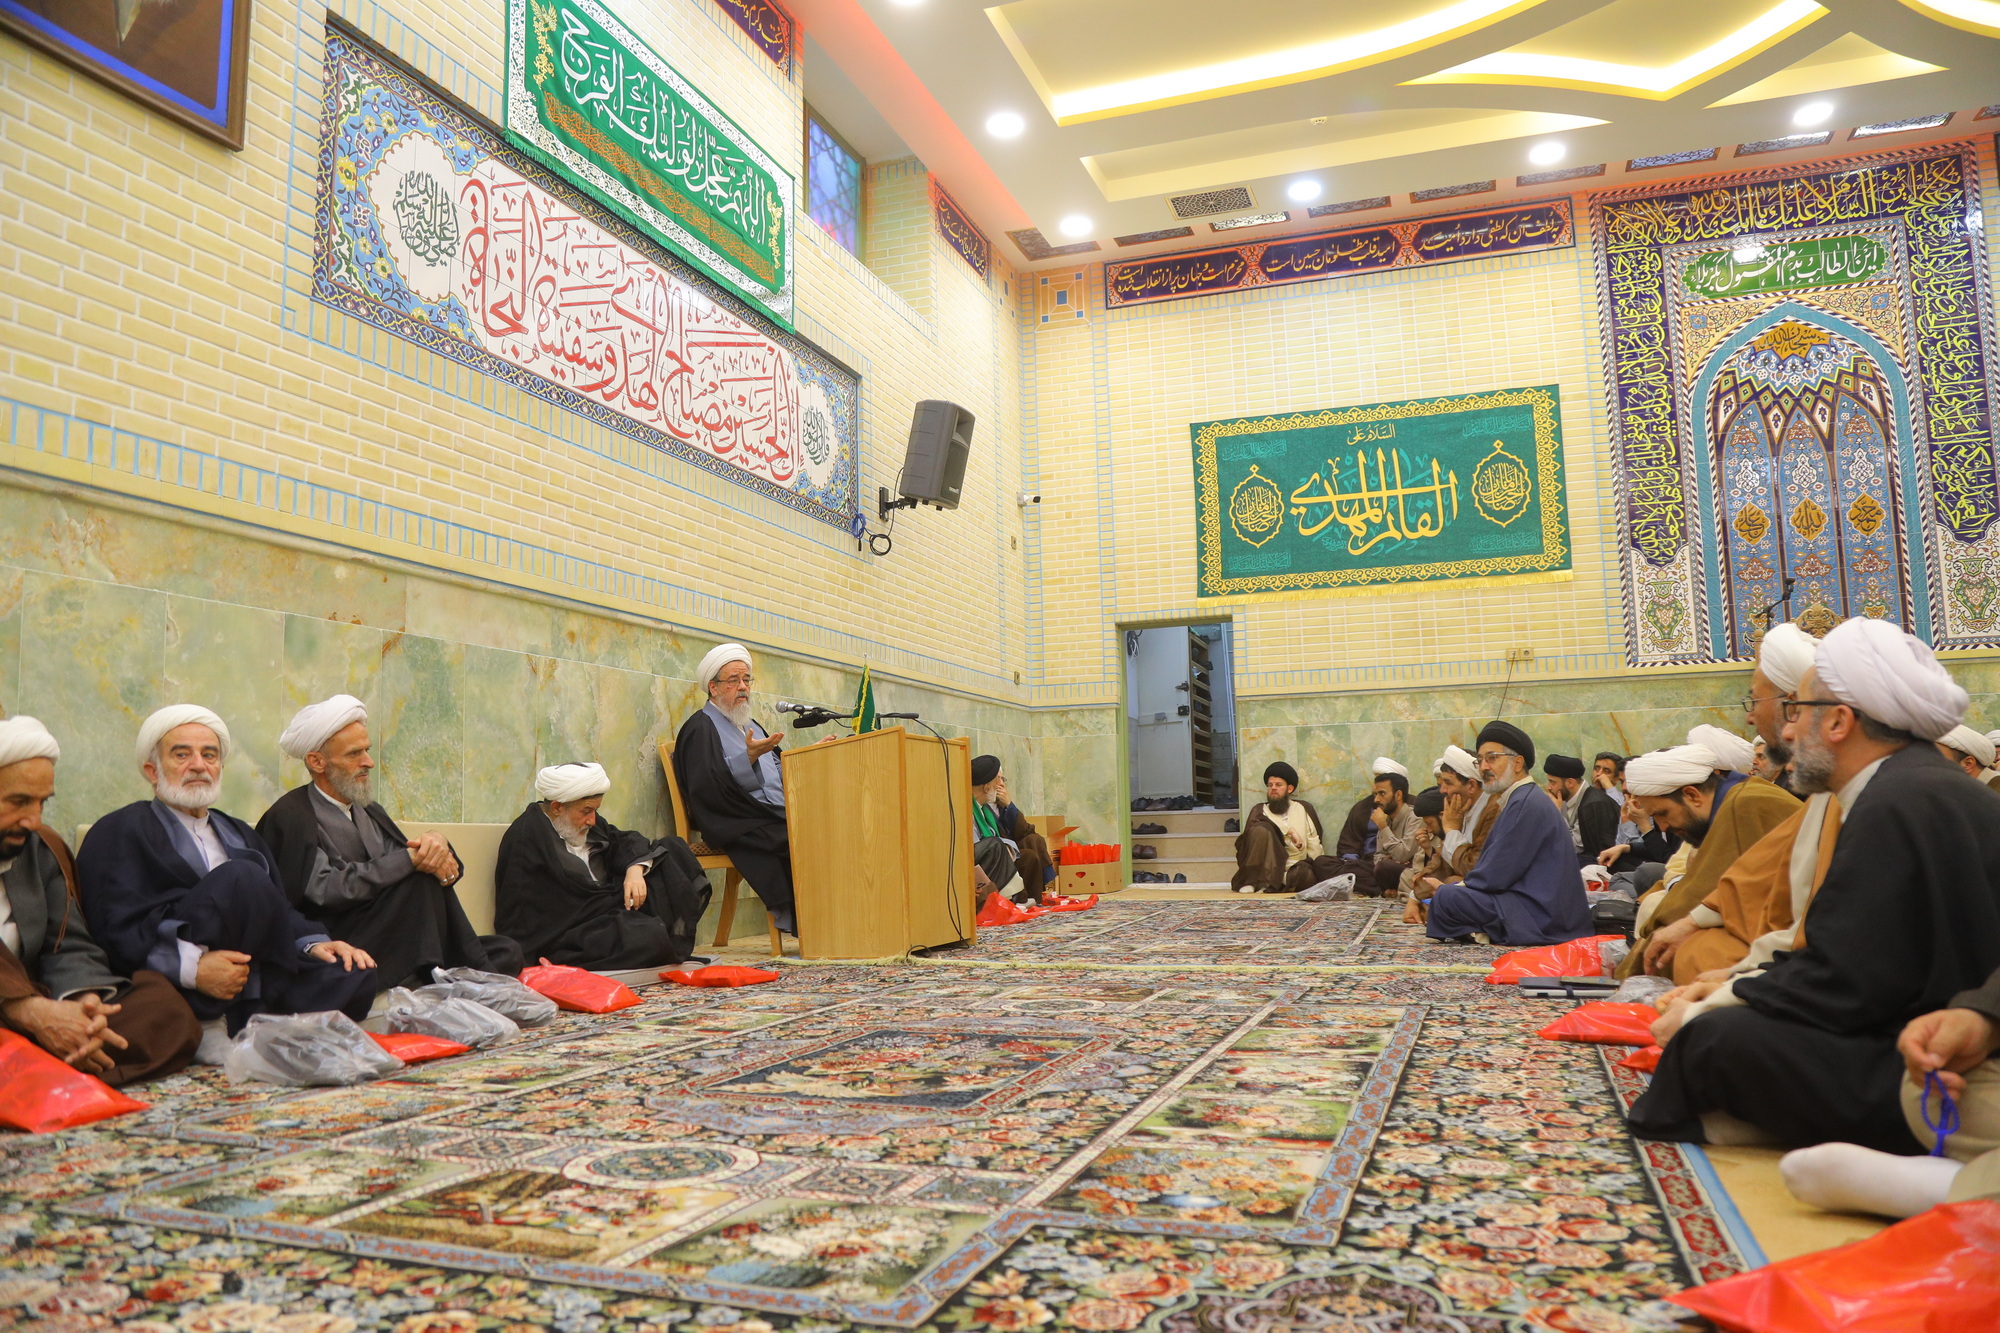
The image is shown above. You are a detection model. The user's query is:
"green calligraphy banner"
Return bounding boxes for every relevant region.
[1191,386,1571,598]
[505,0,794,325]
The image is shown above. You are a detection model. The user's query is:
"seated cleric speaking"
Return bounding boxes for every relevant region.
[673,643,796,935]
[1421,721,1592,946]
[77,706,377,1035]
[257,694,514,988]
[496,763,710,969]
[0,716,200,1086]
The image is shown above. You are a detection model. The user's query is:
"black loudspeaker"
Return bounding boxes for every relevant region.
[897,400,975,509]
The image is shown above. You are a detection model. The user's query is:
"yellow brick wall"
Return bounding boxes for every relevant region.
[0,0,1027,705]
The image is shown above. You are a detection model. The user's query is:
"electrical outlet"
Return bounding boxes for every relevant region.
[1505,646,1535,663]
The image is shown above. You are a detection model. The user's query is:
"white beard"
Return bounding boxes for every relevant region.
[156,775,218,811]
[719,699,753,730]
[326,766,372,806]
[549,808,591,847]
[1482,774,1514,794]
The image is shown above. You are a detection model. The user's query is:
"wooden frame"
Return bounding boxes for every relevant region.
[657,739,782,957]
[0,0,253,148]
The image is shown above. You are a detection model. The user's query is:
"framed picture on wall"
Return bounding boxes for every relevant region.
[0,0,253,149]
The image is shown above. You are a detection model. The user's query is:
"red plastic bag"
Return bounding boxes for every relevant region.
[0,1030,147,1132]
[1057,843,1119,865]
[660,965,781,988]
[977,894,1049,926]
[1620,1044,1663,1072]
[1037,893,1098,912]
[368,1031,471,1063]
[1484,935,1626,984]
[519,959,641,1012]
[1670,1199,2000,1332]
[1537,1002,1661,1045]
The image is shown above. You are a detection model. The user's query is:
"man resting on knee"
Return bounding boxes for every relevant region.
[1231,763,1337,895]
[79,706,377,1036]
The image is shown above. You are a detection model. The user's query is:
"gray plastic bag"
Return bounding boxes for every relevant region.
[384,986,519,1048]
[428,966,558,1027]
[1610,974,1677,1006]
[1296,873,1356,903]
[223,1011,403,1086]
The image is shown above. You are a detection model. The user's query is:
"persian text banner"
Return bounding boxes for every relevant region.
[1107,201,1571,309]
[1192,386,1570,597]
[316,32,857,528]
[505,0,794,325]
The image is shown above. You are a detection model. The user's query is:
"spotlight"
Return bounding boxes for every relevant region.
[985,111,1025,139]
[1793,101,1833,127]
[1527,141,1565,166]
[1286,178,1322,202]
[1058,214,1093,238]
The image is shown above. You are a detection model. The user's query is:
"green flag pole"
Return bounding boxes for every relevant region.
[853,664,877,733]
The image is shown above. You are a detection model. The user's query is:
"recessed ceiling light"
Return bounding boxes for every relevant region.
[1286,178,1322,202]
[1059,214,1093,238]
[1527,141,1565,166]
[1793,101,1833,126]
[986,111,1025,139]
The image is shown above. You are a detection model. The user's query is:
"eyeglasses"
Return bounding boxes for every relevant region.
[1780,698,1846,722]
[714,674,753,687]
[1740,692,1788,715]
[1475,748,1521,763]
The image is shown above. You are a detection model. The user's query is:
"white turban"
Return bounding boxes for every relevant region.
[1986,729,2000,754]
[1756,622,1819,694]
[278,695,367,760]
[1625,745,1723,796]
[697,643,752,691]
[0,717,59,769]
[1687,724,1756,774]
[1371,756,1408,779]
[1815,617,1967,741]
[1436,745,1477,780]
[1939,724,1996,769]
[136,705,230,771]
[536,762,609,803]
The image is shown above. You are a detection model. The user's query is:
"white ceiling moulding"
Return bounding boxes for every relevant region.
[1410,0,1827,99]
[1707,32,1945,106]
[1896,0,2000,37]
[987,0,1553,124]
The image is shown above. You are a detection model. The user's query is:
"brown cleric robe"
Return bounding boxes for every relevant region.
[1231,800,1338,894]
[1447,791,1503,878]
[1671,794,1844,983]
[1620,775,1800,979]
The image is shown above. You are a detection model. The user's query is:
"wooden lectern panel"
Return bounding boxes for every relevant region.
[781,726,975,958]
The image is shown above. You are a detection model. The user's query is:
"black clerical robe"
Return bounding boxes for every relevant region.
[0,829,200,1085]
[673,708,795,926]
[1576,784,1633,869]
[256,784,512,989]
[494,803,709,969]
[1630,742,2000,1151]
[77,801,377,1033]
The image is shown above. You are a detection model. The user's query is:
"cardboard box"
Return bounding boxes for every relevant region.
[1058,864,1121,898]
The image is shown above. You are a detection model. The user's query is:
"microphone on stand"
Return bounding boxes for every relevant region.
[774,700,855,729]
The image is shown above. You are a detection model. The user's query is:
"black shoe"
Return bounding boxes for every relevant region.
[1133,821,1167,835]
[1173,874,1187,883]
[1168,796,1196,810]
[1131,797,1149,811]
[1222,817,1240,832]
[1132,845,1157,859]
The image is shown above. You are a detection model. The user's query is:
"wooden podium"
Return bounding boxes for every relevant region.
[781,726,978,958]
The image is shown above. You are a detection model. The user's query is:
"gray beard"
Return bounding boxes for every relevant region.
[156,776,218,811]
[550,809,590,846]
[719,699,753,730]
[326,767,372,806]
[1790,725,1837,794]
[1482,774,1513,794]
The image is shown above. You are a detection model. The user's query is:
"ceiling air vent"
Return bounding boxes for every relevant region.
[1168,187,1254,219]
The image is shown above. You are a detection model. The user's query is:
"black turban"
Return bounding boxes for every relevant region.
[1477,720,1534,768]
[1412,787,1445,819]
[1263,761,1299,789]
[970,755,1001,786]
[1543,753,1585,780]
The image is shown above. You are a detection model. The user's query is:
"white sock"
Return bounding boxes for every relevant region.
[1699,1110,1780,1145]
[193,1018,231,1067]
[1779,1142,1963,1218]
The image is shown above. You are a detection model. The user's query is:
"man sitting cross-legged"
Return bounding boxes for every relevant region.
[258,695,516,989]
[1231,762,1339,895]
[78,706,377,1037]
[1420,721,1591,946]
[0,716,200,1085]
[496,763,710,970]
[971,756,1053,904]
[1629,618,2000,1152]
[673,643,795,935]
[1619,741,1800,982]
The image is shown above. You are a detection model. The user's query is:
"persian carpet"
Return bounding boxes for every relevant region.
[0,909,1754,1333]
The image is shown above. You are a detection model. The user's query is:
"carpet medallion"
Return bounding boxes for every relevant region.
[1,909,1750,1333]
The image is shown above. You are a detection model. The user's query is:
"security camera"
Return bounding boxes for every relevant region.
[1017,492,1041,507]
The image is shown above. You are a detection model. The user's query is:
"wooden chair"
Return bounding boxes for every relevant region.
[659,739,782,957]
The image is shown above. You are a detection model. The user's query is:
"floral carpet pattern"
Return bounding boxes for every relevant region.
[933,903,1466,970]
[0,910,1745,1333]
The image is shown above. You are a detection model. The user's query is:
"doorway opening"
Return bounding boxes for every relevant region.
[1123,621,1237,888]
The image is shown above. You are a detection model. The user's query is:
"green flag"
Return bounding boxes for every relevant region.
[853,665,877,733]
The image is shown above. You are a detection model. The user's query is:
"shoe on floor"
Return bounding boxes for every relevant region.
[1133,821,1167,835]
[1222,817,1240,832]
[1173,874,1187,883]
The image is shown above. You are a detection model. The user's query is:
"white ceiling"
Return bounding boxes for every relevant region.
[803,34,912,162]
[804,0,2000,267]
